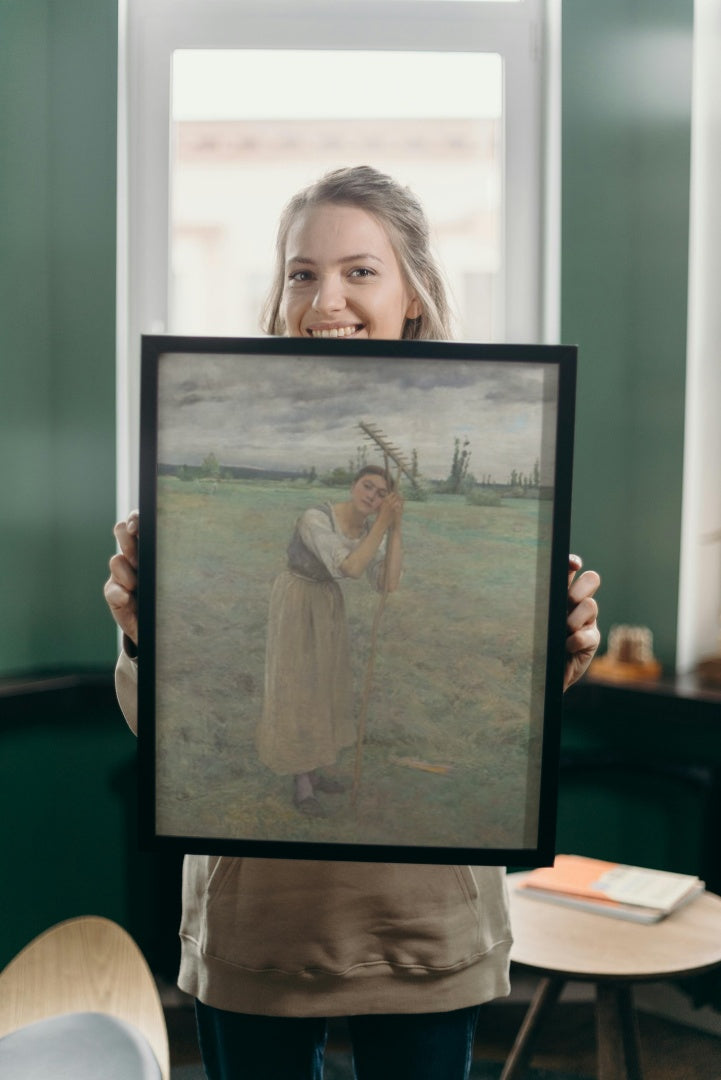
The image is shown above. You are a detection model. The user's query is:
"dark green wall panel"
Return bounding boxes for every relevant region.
[0,0,118,674]
[562,1,693,669]
[0,2,55,668]
[0,684,183,975]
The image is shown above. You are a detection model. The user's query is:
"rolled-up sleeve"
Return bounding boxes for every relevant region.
[297,509,349,578]
[115,647,139,735]
[297,507,385,585]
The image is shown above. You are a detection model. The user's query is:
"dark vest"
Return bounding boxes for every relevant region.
[285,504,336,582]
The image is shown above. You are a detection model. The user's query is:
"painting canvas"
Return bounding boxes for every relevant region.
[137,336,576,864]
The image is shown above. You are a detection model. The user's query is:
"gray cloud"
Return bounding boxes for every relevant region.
[155,350,558,482]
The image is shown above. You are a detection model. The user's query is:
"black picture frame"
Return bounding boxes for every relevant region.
[138,335,576,865]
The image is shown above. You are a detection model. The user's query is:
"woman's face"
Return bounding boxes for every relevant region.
[281,203,421,340]
[350,472,389,517]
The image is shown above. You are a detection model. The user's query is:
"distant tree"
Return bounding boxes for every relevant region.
[446,437,471,494]
[411,448,419,482]
[321,467,355,487]
[348,445,368,475]
[200,452,220,479]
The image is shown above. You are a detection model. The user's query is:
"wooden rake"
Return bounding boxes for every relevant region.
[351,421,415,806]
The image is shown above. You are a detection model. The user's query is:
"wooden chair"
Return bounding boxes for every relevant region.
[0,915,169,1079]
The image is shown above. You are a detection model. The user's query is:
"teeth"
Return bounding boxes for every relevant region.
[311,326,358,338]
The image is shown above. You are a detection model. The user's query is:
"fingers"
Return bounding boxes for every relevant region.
[103,575,138,644]
[564,558,601,690]
[567,560,601,637]
[108,550,138,593]
[113,510,139,568]
[566,608,600,664]
[568,567,601,610]
[377,493,403,526]
[105,511,140,645]
[566,621,601,658]
[567,553,583,589]
[567,590,599,634]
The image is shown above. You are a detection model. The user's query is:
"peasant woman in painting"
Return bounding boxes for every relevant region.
[257,464,403,815]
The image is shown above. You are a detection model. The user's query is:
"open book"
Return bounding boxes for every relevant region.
[516,854,705,923]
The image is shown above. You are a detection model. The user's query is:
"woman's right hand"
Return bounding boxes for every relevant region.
[376,492,404,531]
[103,510,139,646]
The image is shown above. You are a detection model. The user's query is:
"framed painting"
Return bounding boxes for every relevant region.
[137,335,576,864]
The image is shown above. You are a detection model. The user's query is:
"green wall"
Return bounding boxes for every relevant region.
[0,0,118,675]
[562,0,693,670]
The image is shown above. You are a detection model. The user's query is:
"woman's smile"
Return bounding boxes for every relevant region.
[307,323,364,339]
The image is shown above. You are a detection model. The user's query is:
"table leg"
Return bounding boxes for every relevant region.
[596,982,643,1080]
[499,976,565,1080]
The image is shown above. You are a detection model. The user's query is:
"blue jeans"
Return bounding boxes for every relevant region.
[195,1000,481,1080]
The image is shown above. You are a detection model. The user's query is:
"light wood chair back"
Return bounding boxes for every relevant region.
[0,915,169,1080]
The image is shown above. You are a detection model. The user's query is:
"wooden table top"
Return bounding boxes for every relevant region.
[508,871,721,981]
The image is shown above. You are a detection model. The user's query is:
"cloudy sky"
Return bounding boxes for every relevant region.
[155,350,558,484]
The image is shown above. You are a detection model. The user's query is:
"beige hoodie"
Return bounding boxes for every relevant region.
[116,650,512,1016]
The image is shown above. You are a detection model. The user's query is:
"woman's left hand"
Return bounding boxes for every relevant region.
[564,555,601,691]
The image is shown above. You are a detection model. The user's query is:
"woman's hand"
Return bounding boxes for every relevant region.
[103,510,140,646]
[376,492,404,531]
[564,554,601,691]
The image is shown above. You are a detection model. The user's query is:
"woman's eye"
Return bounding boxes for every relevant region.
[288,269,313,283]
[349,267,375,279]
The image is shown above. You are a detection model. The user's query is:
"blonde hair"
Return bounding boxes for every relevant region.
[262,165,454,341]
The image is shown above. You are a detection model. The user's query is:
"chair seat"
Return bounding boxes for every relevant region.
[0,1011,162,1079]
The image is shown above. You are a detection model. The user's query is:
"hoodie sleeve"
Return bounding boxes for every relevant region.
[115,642,139,736]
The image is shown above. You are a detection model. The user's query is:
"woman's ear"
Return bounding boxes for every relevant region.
[406,296,423,320]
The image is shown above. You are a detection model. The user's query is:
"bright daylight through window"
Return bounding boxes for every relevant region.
[170,50,503,343]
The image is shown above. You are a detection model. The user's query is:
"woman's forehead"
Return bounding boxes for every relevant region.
[359,473,388,491]
[285,203,395,261]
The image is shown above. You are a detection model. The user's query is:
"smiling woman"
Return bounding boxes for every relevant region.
[263,166,451,341]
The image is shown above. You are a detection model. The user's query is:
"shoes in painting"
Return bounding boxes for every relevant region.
[311,775,346,795]
[293,794,326,817]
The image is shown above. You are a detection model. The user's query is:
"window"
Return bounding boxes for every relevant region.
[118,0,555,509]
[169,49,503,340]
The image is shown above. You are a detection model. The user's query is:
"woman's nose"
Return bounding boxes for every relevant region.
[312,274,345,314]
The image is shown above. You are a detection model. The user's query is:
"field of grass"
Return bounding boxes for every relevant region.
[152,476,552,853]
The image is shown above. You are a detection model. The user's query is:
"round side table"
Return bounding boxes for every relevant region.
[502,872,721,1080]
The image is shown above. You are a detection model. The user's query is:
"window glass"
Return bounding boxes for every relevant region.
[170,50,503,341]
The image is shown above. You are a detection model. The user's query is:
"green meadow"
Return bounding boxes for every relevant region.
[152,477,552,853]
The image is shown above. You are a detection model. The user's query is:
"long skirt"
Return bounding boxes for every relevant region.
[256,571,355,775]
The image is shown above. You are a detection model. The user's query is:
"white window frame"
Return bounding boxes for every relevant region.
[676,0,721,674]
[117,0,558,512]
